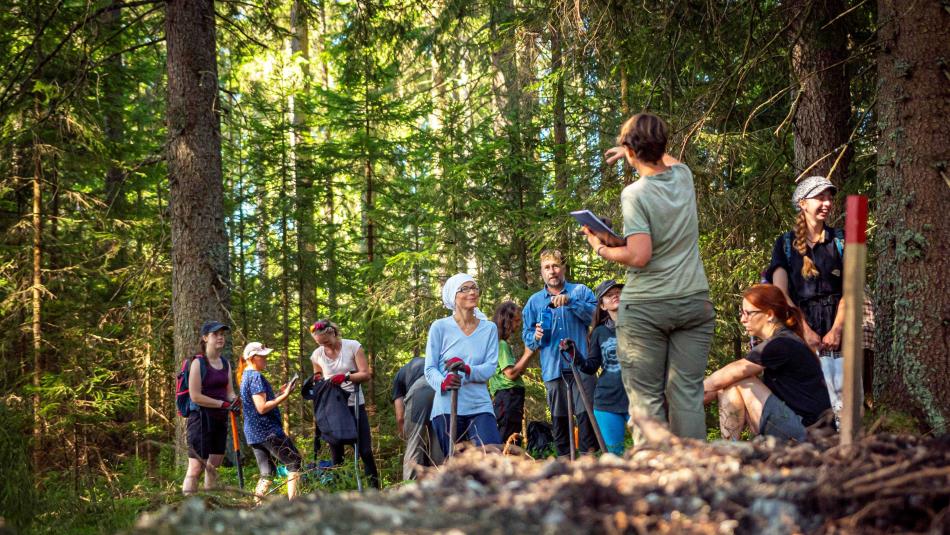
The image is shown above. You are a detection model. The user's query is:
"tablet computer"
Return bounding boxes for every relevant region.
[570,210,622,240]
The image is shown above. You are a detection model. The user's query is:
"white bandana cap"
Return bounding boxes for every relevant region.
[441,273,488,320]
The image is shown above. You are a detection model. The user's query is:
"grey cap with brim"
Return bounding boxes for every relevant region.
[792,176,837,211]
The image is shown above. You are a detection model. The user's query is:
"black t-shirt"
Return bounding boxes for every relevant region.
[391,356,425,401]
[743,328,831,426]
[766,227,843,305]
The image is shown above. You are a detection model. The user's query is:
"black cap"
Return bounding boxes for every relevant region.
[594,279,624,300]
[200,321,229,336]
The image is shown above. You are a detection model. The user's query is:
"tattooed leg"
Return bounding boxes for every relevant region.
[718,385,747,440]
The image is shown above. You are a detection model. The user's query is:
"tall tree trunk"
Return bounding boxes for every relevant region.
[785,0,852,183]
[874,0,950,433]
[317,0,337,314]
[279,113,292,434]
[165,0,231,463]
[490,0,528,286]
[31,104,43,473]
[103,1,126,217]
[551,22,569,262]
[290,0,314,431]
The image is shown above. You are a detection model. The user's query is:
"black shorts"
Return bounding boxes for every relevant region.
[187,410,228,460]
[251,434,302,477]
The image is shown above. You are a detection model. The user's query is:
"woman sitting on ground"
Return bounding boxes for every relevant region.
[309,319,380,489]
[703,284,831,442]
[182,321,239,495]
[238,342,302,501]
[425,274,502,455]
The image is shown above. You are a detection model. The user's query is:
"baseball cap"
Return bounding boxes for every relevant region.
[200,321,229,336]
[594,279,624,300]
[242,342,274,361]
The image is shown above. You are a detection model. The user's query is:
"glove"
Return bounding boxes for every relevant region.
[329,374,347,385]
[446,357,471,376]
[441,374,461,392]
[221,399,240,412]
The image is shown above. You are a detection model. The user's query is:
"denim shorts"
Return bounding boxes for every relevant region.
[759,395,807,442]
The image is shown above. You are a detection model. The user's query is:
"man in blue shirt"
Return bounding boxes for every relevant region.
[522,249,598,457]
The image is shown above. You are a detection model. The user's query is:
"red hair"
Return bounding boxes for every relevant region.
[742,284,806,340]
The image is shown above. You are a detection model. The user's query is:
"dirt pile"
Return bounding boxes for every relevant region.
[133,432,949,534]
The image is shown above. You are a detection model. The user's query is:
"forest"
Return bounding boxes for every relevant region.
[0,0,947,533]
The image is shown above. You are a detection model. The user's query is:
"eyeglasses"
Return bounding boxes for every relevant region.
[457,285,480,294]
[739,309,764,319]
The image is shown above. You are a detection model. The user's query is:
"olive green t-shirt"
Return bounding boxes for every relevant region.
[488,340,523,395]
[620,163,709,302]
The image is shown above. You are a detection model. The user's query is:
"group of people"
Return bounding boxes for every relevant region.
[181,111,854,500]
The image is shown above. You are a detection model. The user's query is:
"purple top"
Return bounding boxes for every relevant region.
[202,357,231,403]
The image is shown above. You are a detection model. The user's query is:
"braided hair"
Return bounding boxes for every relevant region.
[793,210,823,279]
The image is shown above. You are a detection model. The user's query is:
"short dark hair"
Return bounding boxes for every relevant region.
[616,113,668,164]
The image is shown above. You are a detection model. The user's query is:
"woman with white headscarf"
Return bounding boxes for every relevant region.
[424,273,502,455]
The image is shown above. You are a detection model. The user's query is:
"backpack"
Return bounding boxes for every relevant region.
[526,420,555,457]
[766,228,845,286]
[175,355,231,417]
[782,228,844,264]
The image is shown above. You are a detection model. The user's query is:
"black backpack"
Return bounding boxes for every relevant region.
[526,421,555,456]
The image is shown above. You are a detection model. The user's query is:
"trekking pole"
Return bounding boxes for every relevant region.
[446,360,464,458]
[559,339,608,453]
[228,410,245,490]
[352,376,363,493]
[562,368,577,461]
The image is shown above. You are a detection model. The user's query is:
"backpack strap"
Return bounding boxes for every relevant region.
[833,227,845,258]
[195,354,209,380]
[782,231,793,264]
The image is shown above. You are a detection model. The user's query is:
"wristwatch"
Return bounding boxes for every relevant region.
[344,372,351,382]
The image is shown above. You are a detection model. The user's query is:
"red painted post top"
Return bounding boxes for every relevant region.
[845,195,868,244]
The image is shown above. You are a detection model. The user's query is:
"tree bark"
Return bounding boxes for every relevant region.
[102,1,126,217]
[31,103,43,473]
[165,0,231,463]
[551,22,569,262]
[785,0,852,184]
[874,0,950,433]
[290,0,313,437]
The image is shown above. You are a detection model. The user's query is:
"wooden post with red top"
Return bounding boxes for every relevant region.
[840,195,868,446]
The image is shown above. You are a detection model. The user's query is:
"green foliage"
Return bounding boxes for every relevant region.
[0,401,35,531]
[0,0,897,529]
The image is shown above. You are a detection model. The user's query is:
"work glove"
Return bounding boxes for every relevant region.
[329,374,347,385]
[441,374,461,392]
[221,399,241,412]
[445,357,471,376]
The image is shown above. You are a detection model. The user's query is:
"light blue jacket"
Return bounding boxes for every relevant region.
[425,317,499,417]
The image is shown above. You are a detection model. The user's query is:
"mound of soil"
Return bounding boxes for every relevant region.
[133,432,949,534]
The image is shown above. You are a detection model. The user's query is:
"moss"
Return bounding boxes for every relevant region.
[894,229,927,262]
[893,59,913,78]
